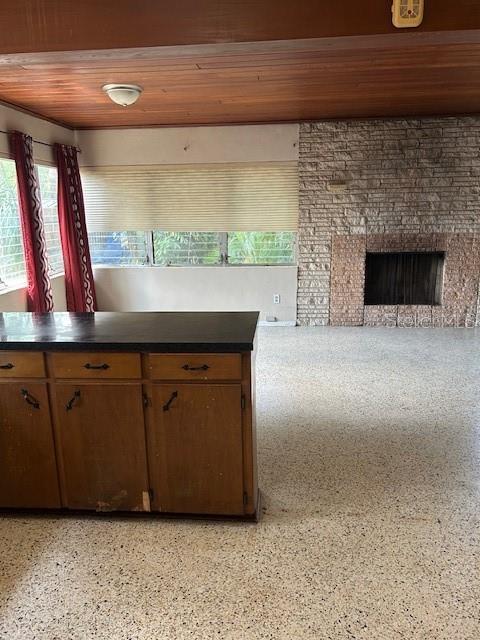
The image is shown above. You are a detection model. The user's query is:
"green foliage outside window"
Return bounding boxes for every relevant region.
[0,159,25,287]
[153,232,221,265]
[227,232,295,264]
[89,231,296,266]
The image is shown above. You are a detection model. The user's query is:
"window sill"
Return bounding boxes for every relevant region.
[0,272,64,297]
[0,281,28,296]
[92,263,297,269]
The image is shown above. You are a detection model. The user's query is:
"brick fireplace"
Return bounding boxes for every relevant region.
[330,233,478,327]
[297,116,480,327]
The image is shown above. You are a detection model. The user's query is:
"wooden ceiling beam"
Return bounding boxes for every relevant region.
[1,0,480,56]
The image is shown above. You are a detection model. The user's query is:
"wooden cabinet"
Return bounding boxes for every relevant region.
[53,383,148,511]
[147,384,245,515]
[0,347,257,519]
[49,352,141,379]
[0,351,45,378]
[147,353,242,381]
[0,382,60,508]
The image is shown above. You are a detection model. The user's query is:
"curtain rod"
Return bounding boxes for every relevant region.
[0,129,80,152]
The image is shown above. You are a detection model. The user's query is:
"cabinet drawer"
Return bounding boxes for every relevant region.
[147,353,242,381]
[50,353,141,379]
[0,351,45,378]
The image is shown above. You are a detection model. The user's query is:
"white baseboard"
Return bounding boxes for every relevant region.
[258,320,297,327]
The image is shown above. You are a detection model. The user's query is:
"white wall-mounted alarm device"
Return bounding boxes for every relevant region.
[392,0,424,28]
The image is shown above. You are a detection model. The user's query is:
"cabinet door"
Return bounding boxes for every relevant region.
[148,384,244,515]
[54,384,148,511]
[0,383,60,508]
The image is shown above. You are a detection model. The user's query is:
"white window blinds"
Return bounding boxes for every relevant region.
[81,162,298,232]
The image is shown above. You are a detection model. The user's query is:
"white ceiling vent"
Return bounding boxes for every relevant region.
[392,0,424,28]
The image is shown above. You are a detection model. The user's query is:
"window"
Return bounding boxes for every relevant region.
[153,232,222,265]
[0,158,25,289]
[82,161,298,268]
[364,252,444,306]
[227,232,296,265]
[87,231,296,267]
[37,164,64,275]
[89,231,148,265]
[0,160,64,290]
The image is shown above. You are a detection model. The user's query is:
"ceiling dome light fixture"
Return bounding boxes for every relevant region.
[102,84,143,107]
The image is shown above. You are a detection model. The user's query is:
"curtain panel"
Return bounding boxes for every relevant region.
[55,143,97,312]
[9,131,54,312]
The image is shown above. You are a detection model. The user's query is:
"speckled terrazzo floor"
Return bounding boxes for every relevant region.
[1,327,479,640]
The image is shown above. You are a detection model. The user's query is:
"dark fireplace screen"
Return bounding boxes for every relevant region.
[364,252,444,306]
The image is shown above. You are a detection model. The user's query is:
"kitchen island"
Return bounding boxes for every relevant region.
[0,311,259,520]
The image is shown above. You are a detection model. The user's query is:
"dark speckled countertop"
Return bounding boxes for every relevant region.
[0,312,259,353]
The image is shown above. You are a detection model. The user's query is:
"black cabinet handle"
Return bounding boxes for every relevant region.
[66,390,81,411]
[84,363,110,370]
[181,364,210,371]
[0,363,14,370]
[21,388,40,409]
[163,391,178,412]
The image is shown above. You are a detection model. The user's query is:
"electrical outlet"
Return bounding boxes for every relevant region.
[273,294,280,304]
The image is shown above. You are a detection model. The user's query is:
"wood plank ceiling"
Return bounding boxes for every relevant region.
[0,1,480,129]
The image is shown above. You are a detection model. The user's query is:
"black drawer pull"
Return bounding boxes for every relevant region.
[181,364,210,371]
[163,391,178,412]
[84,363,110,370]
[66,390,81,411]
[0,363,14,370]
[21,388,40,409]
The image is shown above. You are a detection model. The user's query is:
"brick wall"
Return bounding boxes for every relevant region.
[330,235,365,326]
[297,116,480,326]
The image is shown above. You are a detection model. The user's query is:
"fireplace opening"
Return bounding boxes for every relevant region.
[364,251,445,306]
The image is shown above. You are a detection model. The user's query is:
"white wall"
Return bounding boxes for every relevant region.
[1,106,300,318]
[51,274,67,311]
[94,266,297,324]
[0,275,67,312]
[77,123,299,166]
[79,123,300,322]
[1,109,300,319]
[0,102,75,163]
[0,285,27,312]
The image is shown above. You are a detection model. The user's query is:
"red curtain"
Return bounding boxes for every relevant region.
[9,131,54,312]
[55,143,97,312]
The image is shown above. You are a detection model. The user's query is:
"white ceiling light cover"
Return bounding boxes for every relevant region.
[102,84,143,106]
